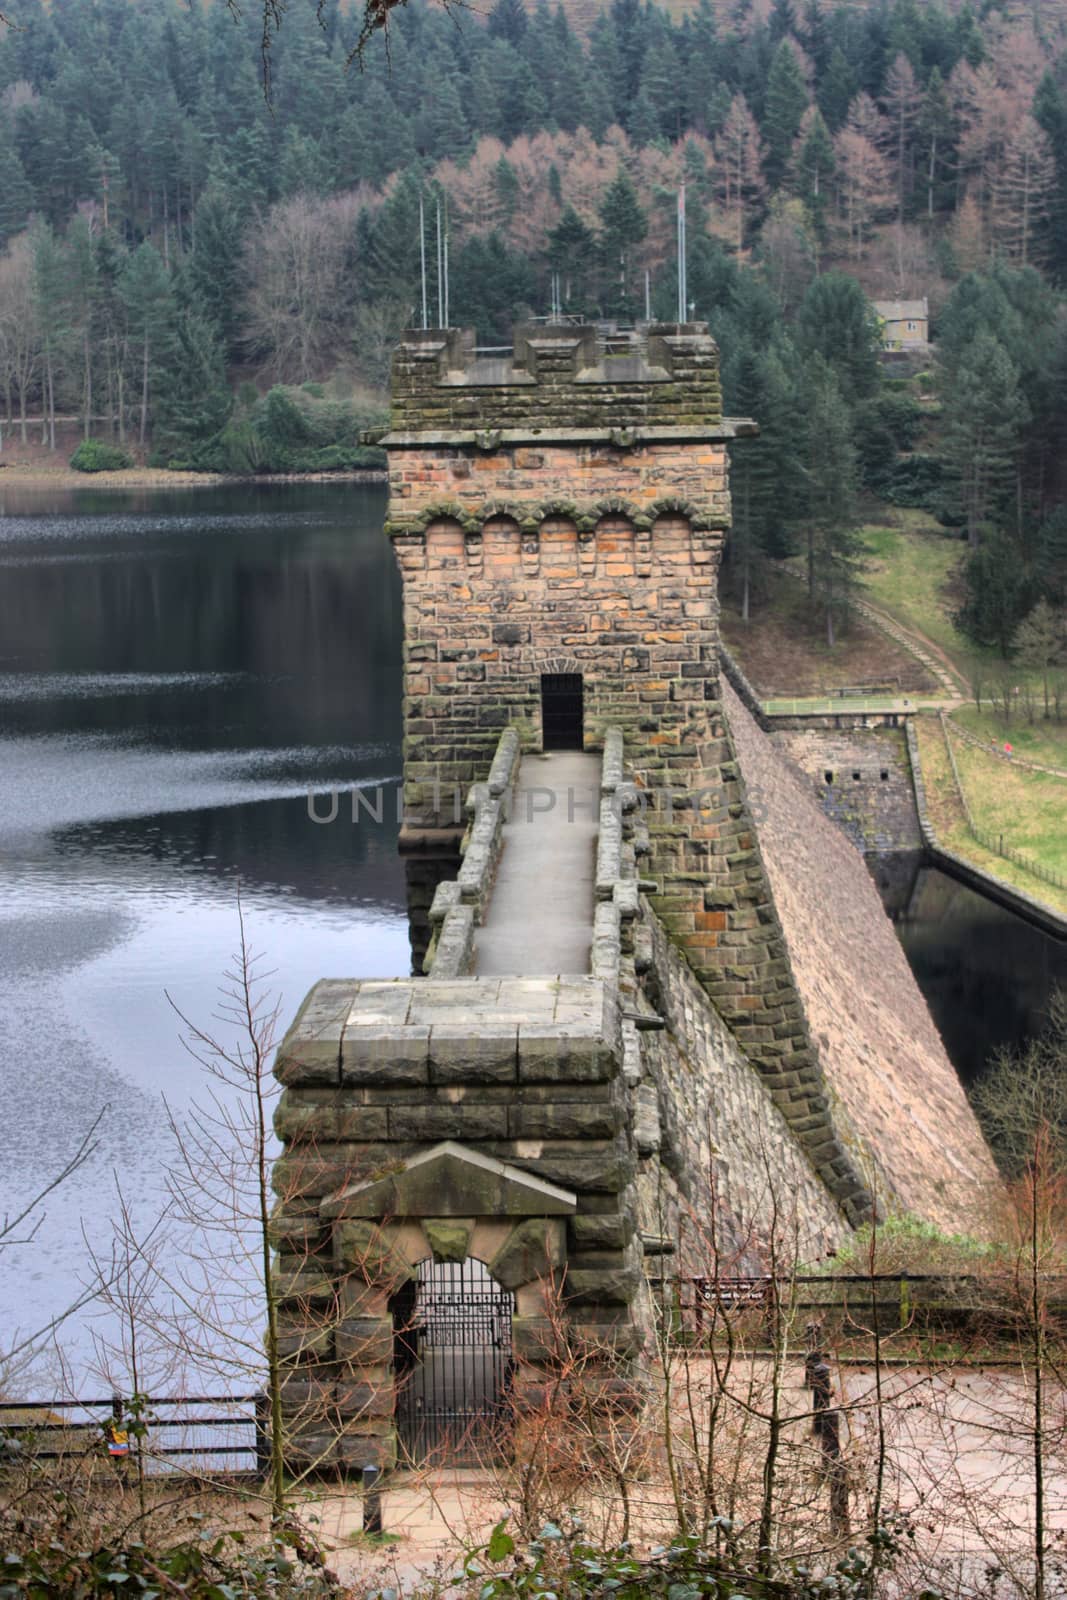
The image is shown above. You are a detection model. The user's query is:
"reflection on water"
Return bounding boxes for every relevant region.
[0,482,408,1385]
[873,850,1067,1087]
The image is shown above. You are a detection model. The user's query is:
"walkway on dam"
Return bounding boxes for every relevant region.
[473,750,599,977]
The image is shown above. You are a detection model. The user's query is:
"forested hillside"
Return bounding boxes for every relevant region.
[2,0,1067,649]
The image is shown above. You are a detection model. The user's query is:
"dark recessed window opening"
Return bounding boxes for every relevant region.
[541,673,584,750]
[824,772,834,785]
[852,771,861,781]
[880,770,889,782]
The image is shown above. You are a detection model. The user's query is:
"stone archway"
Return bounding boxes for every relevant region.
[319,1142,575,1472]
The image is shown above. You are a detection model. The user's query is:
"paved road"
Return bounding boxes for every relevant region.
[473,750,599,977]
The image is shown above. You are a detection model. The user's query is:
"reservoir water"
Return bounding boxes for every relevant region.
[1,480,1064,1390]
[0,481,408,1388]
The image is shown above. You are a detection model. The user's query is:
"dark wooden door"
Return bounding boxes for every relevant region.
[541,673,584,750]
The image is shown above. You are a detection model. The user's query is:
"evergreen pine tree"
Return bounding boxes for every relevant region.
[118,240,175,447]
[552,44,588,135]
[152,303,231,460]
[488,0,527,47]
[422,69,470,161]
[630,88,660,148]
[278,129,332,197]
[803,358,861,646]
[796,271,880,402]
[819,45,857,130]
[792,106,835,253]
[639,33,682,141]
[763,38,809,190]
[584,69,616,140]
[943,331,1031,546]
[469,56,503,138]
[187,183,245,360]
[955,535,1032,653]
[547,205,596,307]
[360,169,424,309]
[597,170,648,317]
[727,342,797,618]
[1037,507,1067,607]
[0,116,32,245]
[1034,71,1067,284]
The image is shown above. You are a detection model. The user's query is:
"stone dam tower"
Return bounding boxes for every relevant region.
[273,322,995,1472]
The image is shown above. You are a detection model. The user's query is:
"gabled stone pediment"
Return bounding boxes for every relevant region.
[321,1140,577,1220]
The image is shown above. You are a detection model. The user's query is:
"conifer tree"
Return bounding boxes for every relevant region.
[597,170,647,316]
[547,206,596,308]
[187,184,245,361]
[796,271,880,402]
[1034,70,1067,284]
[119,242,176,448]
[152,305,231,460]
[763,39,809,191]
[791,105,835,260]
[1037,507,1067,607]
[917,65,954,220]
[803,359,860,646]
[630,88,660,148]
[0,118,32,246]
[488,0,527,48]
[943,330,1031,546]
[727,342,797,619]
[955,534,1032,653]
[819,45,857,131]
[640,33,682,142]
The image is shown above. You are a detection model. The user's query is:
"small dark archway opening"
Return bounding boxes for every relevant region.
[541,673,584,750]
[391,1257,514,1466]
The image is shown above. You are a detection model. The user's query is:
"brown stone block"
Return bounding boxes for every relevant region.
[336,1317,393,1365]
[336,1380,395,1419]
[336,1426,398,1472]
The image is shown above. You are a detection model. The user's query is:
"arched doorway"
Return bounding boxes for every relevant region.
[391,1257,514,1466]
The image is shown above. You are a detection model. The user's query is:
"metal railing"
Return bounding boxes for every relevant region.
[0,1392,269,1477]
[653,1272,1067,1339]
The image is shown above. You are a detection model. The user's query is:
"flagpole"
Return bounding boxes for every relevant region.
[419,194,428,330]
[677,184,687,323]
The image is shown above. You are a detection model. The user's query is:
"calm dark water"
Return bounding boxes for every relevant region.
[873,852,1067,1086]
[0,481,408,1386]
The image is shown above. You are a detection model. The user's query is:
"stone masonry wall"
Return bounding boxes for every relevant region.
[272,970,647,1471]
[395,509,876,1225]
[772,727,922,853]
[633,910,849,1269]
[724,679,998,1231]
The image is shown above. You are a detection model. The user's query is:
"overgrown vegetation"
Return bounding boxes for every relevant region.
[69,438,132,473]
[158,384,386,475]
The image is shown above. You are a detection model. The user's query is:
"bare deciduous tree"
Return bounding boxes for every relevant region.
[242,195,359,384]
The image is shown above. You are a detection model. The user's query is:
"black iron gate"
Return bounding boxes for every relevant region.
[392,1258,514,1466]
[541,673,584,750]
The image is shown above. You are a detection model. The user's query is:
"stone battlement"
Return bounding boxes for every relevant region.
[381,322,757,441]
